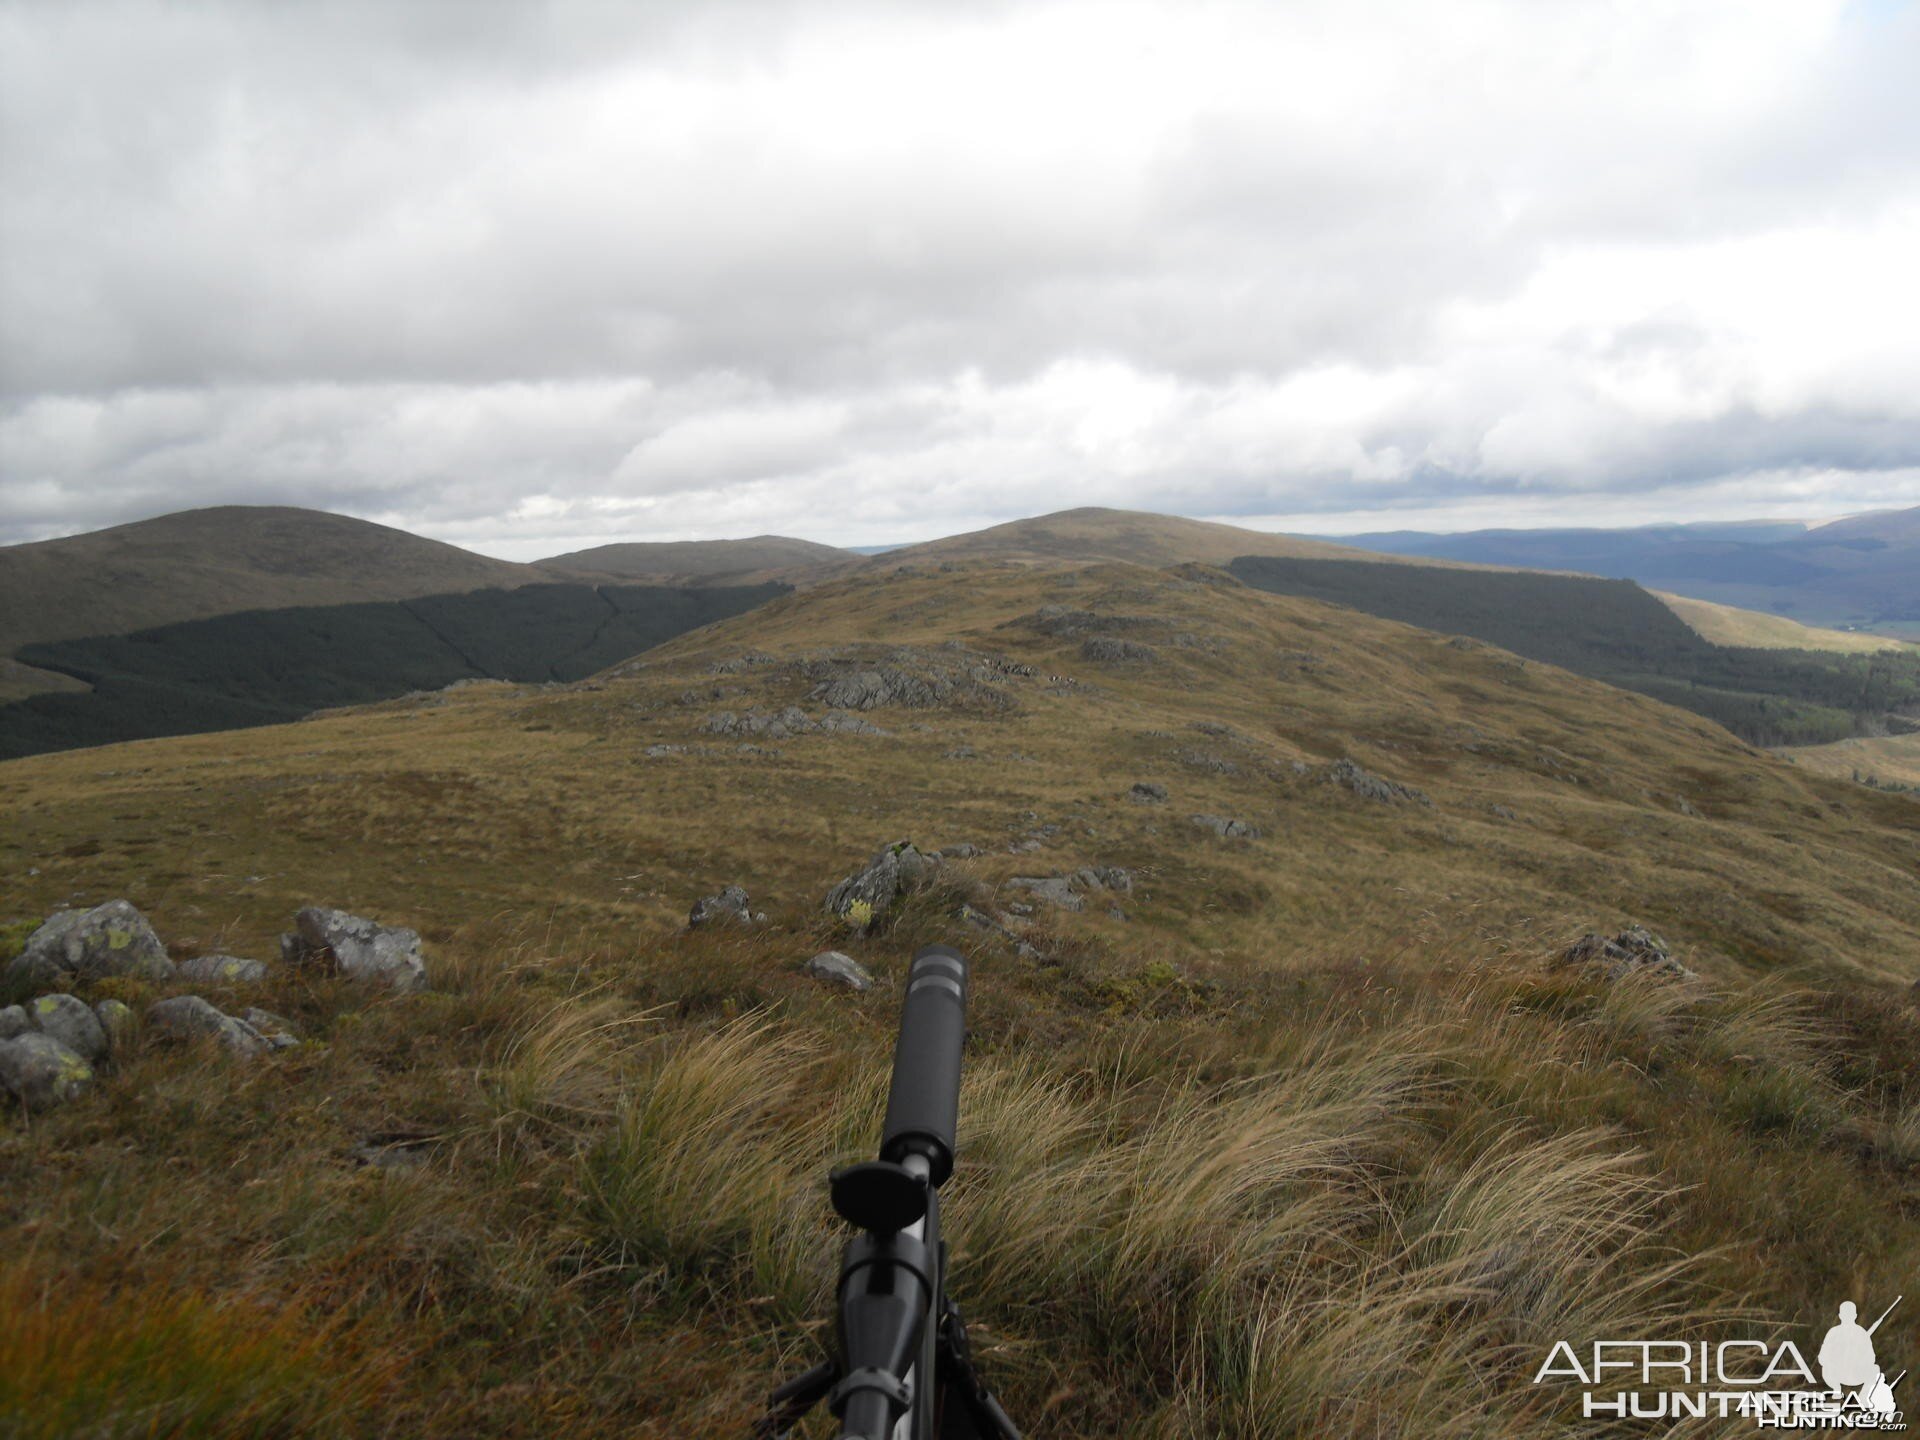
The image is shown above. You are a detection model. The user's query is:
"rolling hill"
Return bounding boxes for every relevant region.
[1,558,1915,1436]
[537,534,853,583]
[0,507,549,702]
[875,505,1400,568]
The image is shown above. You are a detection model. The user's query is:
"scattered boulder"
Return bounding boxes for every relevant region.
[0,1005,27,1041]
[145,996,271,1057]
[1128,782,1168,804]
[177,954,270,984]
[0,1033,94,1111]
[688,884,765,928]
[818,711,885,735]
[642,743,686,758]
[1190,814,1260,839]
[825,842,939,924]
[804,951,874,992]
[92,999,134,1051]
[955,904,1041,960]
[27,993,107,1064]
[936,843,980,860]
[1562,927,1695,981]
[7,900,174,986]
[1080,637,1159,665]
[287,907,429,992]
[1328,758,1431,807]
[240,1008,301,1051]
[1490,805,1519,821]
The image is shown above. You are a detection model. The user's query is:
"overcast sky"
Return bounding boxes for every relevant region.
[3,0,1918,558]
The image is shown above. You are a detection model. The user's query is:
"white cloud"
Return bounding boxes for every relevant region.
[1,0,1917,550]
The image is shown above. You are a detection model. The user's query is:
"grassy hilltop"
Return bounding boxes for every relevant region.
[1,559,1917,1437]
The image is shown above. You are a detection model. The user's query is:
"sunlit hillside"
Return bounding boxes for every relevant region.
[2,560,1916,1437]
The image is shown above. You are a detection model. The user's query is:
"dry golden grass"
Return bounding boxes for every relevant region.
[1655,591,1911,653]
[1789,730,1920,789]
[2,558,1916,1436]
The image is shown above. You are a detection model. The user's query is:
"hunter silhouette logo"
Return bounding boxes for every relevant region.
[1531,1293,1907,1428]
[1820,1298,1905,1419]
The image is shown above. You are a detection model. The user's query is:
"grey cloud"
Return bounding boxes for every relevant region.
[1,0,1917,549]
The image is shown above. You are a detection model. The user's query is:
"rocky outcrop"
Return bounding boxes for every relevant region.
[1327,758,1431,807]
[804,951,874,991]
[1006,866,1133,913]
[177,954,270,984]
[1129,782,1168,804]
[825,842,940,924]
[689,885,766,928]
[0,1033,94,1111]
[146,996,271,1057]
[799,649,1015,713]
[285,907,429,992]
[702,707,886,738]
[1080,637,1159,665]
[1562,927,1695,981]
[6,900,174,986]
[1190,814,1259,839]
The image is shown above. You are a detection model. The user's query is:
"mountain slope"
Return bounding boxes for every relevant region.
[1,559,1916,1435]
[537,534,853,583]
[0,507,546,699]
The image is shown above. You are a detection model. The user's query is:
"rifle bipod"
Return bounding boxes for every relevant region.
[754,1292,1021,1440]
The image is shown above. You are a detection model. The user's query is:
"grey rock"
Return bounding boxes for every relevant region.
[351,1132,434,1170]
[92,999,135,1051]
[1562,927,1695,981]
[1328,758,1431,807]
[1190,814,1260,839]
[689,884,760,928]
[817,711,885,735]
[146,995,271,1057]
[240,1007,301,1050]
[642,743,686,758]
[26,993,108,1064]
[1173,747,1241,776]
[1080,636,1159,664]
[936,843,980,859]
[0,1006,28,1041]
[804,950,874,991]
[288,907,429,992]
[0,1033,94,1111]
[177,954,270,984]
[1490,804,1519,820]
[1128,782,1168,804]
[1007,876,1084,911]
[8,900,174,986]
[825,841,937,923]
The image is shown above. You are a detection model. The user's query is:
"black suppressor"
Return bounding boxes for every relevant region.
[880,944,969,1186]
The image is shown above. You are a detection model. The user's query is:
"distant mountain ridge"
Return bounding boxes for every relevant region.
[1336,507,1920,634]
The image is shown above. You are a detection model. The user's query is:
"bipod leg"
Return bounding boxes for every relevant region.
[934,1295,1022,1440]
[752,1359,839,1440]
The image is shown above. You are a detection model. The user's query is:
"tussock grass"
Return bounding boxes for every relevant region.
[0,1261,400,1439]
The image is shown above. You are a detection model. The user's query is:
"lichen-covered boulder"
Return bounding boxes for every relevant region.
[92,999,135,1051]
[824,841,938,924]
[804,951,873,991]
[146,996,270,1057]
[0,1033,94,1111]
[0,1005,28,1041]
[177,954,270,984]
[286,908,428,992]
[27,993,108,1064]
[6,900,174,986]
